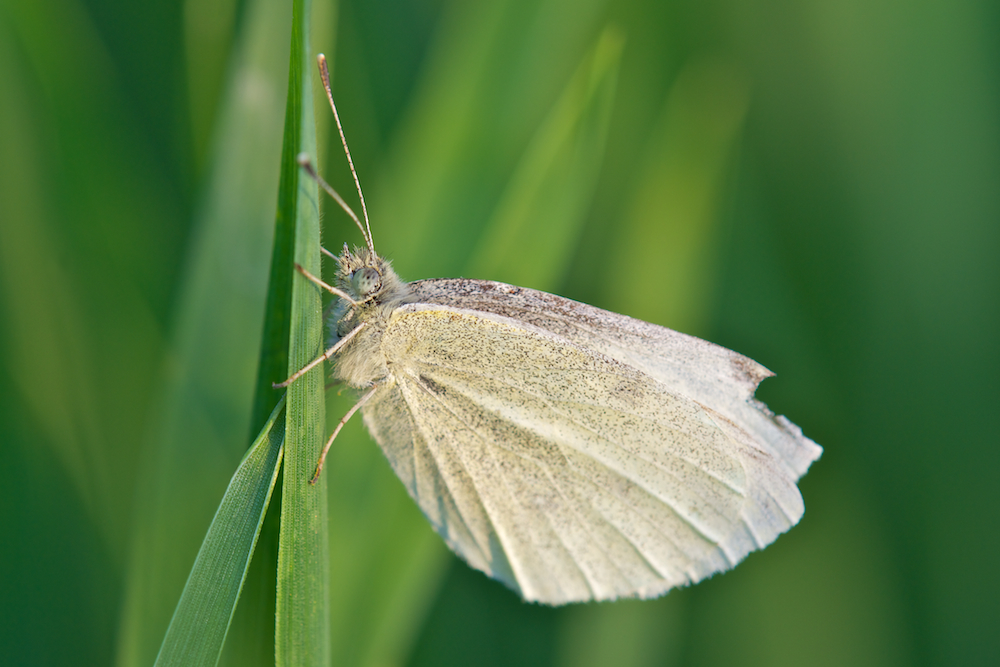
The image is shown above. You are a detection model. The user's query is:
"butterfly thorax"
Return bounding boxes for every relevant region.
[328,246,415,387]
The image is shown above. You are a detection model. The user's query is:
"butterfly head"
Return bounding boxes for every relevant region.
[336,243,407,306]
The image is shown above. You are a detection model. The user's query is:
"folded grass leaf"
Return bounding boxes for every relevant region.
[114,0,292,663]
[142,0,330,663]
[273,0,330,664]
[154,397,286,667]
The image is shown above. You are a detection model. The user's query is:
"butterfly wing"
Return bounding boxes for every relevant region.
[361,303,811,604]
[409,279,822,479]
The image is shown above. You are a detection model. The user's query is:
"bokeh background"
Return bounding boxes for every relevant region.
[1,0,997,665]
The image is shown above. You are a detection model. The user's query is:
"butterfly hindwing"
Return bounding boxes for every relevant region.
[360,303,806,604]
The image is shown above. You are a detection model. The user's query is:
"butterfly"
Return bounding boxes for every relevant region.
[278,54,822,605]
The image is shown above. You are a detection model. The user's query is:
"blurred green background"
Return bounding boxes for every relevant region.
[1,0,997,665]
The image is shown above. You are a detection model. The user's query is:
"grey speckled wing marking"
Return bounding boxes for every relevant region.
[361,301,817,604]
[410,279,822,480]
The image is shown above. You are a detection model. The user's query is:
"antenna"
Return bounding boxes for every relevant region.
[317,53,376,259]
[296,153,370,249]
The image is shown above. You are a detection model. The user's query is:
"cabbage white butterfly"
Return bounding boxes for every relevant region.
[280,55,822,605]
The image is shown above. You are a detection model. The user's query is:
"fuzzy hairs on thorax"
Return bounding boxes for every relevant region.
[327,245,415,388]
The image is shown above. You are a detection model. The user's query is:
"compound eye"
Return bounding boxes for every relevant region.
[351,267,382,297]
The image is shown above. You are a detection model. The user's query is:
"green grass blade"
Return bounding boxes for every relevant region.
[114,0,293,665]
[154,396,286,667]
[274,0,330,664]
[228,3,336,664]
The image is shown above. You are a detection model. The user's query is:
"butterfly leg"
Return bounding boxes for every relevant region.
[272,321,368,389]
[294,262,356,305]
[310,382,379,484]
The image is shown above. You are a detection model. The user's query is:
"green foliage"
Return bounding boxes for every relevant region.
[1,0,998,666]
[273,0,331,664]
[154,397,285,667]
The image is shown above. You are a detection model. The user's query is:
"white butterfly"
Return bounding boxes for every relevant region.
[282,55,822,605]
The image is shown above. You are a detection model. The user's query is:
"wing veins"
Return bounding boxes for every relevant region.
[531,456,628,597]
[537,452,673,583]
[541,441,698,581]
[409,369,680,593]
[546,393,747,497]
[398,377,496,571]
[404,370,596,599]
[765,485,796,526]
[531,391,724,548]
[410,370,728,575]
[418,360,748,498]
[419,366,740,546]
[523,460,600,599]
[696,402,799,533]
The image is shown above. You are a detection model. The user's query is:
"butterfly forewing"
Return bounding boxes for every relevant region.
[409,279,822,479]
[360,302,810,604]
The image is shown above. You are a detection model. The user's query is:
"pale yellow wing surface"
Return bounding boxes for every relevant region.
[410,279,822,479]
[360,303,809,604]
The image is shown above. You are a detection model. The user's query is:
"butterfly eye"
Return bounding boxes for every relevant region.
[351,267,382,297]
